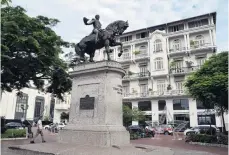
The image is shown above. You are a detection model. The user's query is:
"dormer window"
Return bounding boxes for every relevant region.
[136,32,149,39]
[188,18,208,28]
[120,35,132,42]
[168,24,184,32]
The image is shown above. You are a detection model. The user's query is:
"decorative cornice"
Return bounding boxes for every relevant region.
[70,60,125,78]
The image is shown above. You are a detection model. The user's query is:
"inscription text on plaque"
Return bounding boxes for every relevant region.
[80,95,95,110]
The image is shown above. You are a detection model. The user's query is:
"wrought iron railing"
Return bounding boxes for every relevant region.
[169,47,187,53]
[123,71,150,79]
[190,43,211,49]
[123,90,186,98]
[170,66,200,74]
[134,50,148,58]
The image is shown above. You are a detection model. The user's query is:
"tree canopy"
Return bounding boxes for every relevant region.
[185,52,228,110]
[1,5,73,100]
[1,0,11,6]
[60,112,69,120]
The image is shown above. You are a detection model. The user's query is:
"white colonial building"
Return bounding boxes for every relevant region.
[94,12,227,129]
[0,87,71,123]
[0,88,54,121]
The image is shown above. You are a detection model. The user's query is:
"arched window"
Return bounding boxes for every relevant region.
[154,39,162,52]
[154,57,163,70]
[173,39,181,50]
[195,35,204,46]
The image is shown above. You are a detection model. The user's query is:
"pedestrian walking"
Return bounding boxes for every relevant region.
[30,116,46,143]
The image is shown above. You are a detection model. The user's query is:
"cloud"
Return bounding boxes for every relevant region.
[12,0,228,52]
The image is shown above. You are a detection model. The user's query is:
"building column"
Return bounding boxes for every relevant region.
[209,30,213,46]
[166,37,169,53]
[151,100,159,124]
[130,45,133,60]
[184,34,187,50]
[132,101,138,125]
[132,45,135,60]
[186,33,190,50]
[208,17,211,25]
[165,99,174,123]
[212,29,216,46]
[189,98,198,127]
[148,41,150,56]
[115,48,118,60]
[211,16,214,25]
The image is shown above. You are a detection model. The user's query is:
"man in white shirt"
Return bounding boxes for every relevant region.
[30,116,46,143]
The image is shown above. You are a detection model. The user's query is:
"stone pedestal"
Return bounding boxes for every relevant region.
[58,60,130,147]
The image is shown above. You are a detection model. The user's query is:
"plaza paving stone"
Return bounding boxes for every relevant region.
[1,128,228,155]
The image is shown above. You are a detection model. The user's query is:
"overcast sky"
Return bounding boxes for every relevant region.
[13,0,228,53]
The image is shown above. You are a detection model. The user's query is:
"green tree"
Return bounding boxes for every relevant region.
[43,115,49,121]
[185,52,228,132]
[123,105,145,127]
[60,112,69,120]
[1,5,73,100]
[1,0,12,6]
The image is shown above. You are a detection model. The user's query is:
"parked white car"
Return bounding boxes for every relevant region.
[58,123,65,129]
[44,123,54,130]
[44,122,65,130]
[184,125,220,136]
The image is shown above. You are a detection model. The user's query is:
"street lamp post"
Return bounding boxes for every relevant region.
[21,104,29,122]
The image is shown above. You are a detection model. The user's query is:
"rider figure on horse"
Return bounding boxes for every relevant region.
[83,15,102,43]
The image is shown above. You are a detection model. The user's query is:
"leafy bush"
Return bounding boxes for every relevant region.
[186,134,228,145]
[130,133,139,140]
[1,129,26,139]
[217,134,228,145]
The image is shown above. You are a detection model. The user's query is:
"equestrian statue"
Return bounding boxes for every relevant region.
[74,14,129,63]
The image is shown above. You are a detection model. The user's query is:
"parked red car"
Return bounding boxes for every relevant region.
[154,125,173,135]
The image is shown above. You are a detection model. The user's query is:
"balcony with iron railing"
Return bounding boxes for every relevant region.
[133,50,149,60]
[190,42,214,52]
[123,71,150,80]
[120,37,149,45]
[117,52,131,62]
[123,89,186,99]
[123,92,151,98]
[170,66,200,75]
[168,47,187,56]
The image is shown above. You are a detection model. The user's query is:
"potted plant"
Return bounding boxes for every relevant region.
[132,88,138,94]
[167,84,172,90]
[190,40,195,46]
[133,50,141,55]
[169,61,176,69]
[185,61,193,68]
[128,71,133,75]
[169,61,176,73]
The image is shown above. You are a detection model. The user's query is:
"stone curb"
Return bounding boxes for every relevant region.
[1,137,28,141]
[189,142,228,148]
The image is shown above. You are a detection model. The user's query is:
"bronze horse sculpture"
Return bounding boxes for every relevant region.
[74,20,129,62]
